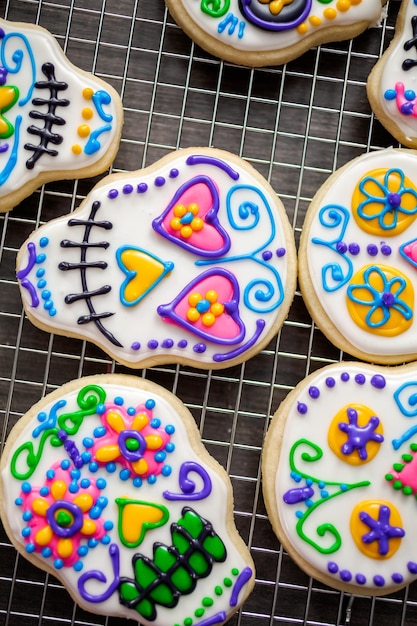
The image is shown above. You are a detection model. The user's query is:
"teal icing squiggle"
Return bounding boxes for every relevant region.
[288,439,370,554]
[196,184,284,313]
[0,114,21,186]
[84,124,112,155]
[311,204,353,292]
[1,32,36,105]
[391,382,417,450]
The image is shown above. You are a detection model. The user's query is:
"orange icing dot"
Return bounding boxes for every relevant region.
[323,8,337,19]
[83,87,94,100]
[188,293,202,307]
[173,204,187,218]
[336,0,350,11]
[206,290,218,303]
[180,225,193,239]
[191,217,204,231]
[78,124,91,138]
[202,312,216,327]
[82,107,94,120]
[211,302,225,316]
[187,308,200,322]
[309,15,321,26]
[57,537,73,558]
[297,22,308,33]
[72,144,82,155]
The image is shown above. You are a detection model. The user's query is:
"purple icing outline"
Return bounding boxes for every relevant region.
[17,241,37,279]
[186,154,240,180]
[152,175,231,259]
[240,0,311,31]
[162,461,212,501]
[194,612,227,626]
[78,543,120,602]
[157,267,246,346]
[229,567,253,607]
[213,318,265,362]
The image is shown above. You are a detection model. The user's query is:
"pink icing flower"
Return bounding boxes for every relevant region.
[90,401,173,480]
[19,461,109,569]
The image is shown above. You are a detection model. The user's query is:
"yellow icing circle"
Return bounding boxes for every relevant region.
[297,22,308,33]
[352,168,417,236]
[336,0,350,11]
[78,124,91,138]
[346,264,414,336]
[83,87,94,100]
[328,403,383,465]
[72,144,82,155]
[82,107,94,120]
[309,15,321,26]
[350,500,404,559]
[323,8,337,19]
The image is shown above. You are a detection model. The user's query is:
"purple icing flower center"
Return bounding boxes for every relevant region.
[118,430,146,462]
[47,500,83,537]
[387,192,401,208]
[382,292,395,307]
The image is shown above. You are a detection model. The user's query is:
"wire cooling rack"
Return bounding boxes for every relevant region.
[1,0,417,624]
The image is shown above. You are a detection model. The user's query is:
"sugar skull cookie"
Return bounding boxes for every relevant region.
[165,0,384,67]
[16,147,296,370]
[367,0,417,149]
[0,374,255,624]
[263,361,417,595]
[0,19,123,213]
[299,147,417,364]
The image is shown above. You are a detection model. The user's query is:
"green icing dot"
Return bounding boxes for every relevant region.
[403,486,413,495]
[224,577,232,587]
[202,597,214,607]
[126,438,140,451]
[393,480,403,490]
[385,473,393,481]
[214,585,223,596]
[56,510,73,527]
[195,608,205,617]
[231,567,239,576]
[184,618,193,626]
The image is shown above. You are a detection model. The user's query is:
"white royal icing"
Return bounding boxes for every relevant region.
[16,148,296,369]
[1,376,254,624]
[302,148,417,362]
[0,19,122,208]
[270,362,417,593]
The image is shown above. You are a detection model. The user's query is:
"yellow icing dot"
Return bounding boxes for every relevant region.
[180,225,193,239]
[328,403,383,465]
[81,518,97,536]
[206,290,218,303]
[349,0,362,5]
[350,500,403,559]
[187,307,200,322]
[188,293,202,307]
[72,144,82,155]
[83,87,94,100]
[323,7,337,19]
[73,493,94,513]
[352,168,417,236]
[95,444,121,463]
[309,15,321,26]
[35,525,53,546]
[188,202,199,215]
[82,107,94,120]
[51,480,67,500]
[192,217,204,231]
[170,217,182,231]
[132,413,149,431]
[336,0,350,11]
[211,302,225,316]
[78,124,91,138]
[297,22,308,34]
[202,312,216,327]
[346,264,414,337]
[173,204,187,218]
[57,537,73,558]
[32,497,49,517]
[132,457,149,475]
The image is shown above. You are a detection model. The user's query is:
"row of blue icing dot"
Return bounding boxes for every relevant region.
[107,168,180,199]
[36,237,57,317]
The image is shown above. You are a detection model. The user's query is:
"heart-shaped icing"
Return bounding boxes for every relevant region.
[116,246,174,306]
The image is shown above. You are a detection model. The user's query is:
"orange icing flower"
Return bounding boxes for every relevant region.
[170,203,204,239]
[186,290,225,327]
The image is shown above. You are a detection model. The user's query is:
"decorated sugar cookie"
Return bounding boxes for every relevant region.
[165,0,384,67]
[15,147,296,370]
[263,361,417,595]
[0,19,123,213]
[0,374,255,624]
[367,0,417,149]
[299,147,417,364]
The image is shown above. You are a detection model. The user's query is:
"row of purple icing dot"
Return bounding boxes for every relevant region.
[107,168,180,199]
[297,371,386,414]
[131,338,207,353]
[327,562,406,587]
[335,241,392,257]
[262,248,286,261]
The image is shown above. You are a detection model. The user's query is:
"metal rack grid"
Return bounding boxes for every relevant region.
[1,0,417,624]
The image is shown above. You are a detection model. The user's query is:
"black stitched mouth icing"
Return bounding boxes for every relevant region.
[58,199,122,347]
